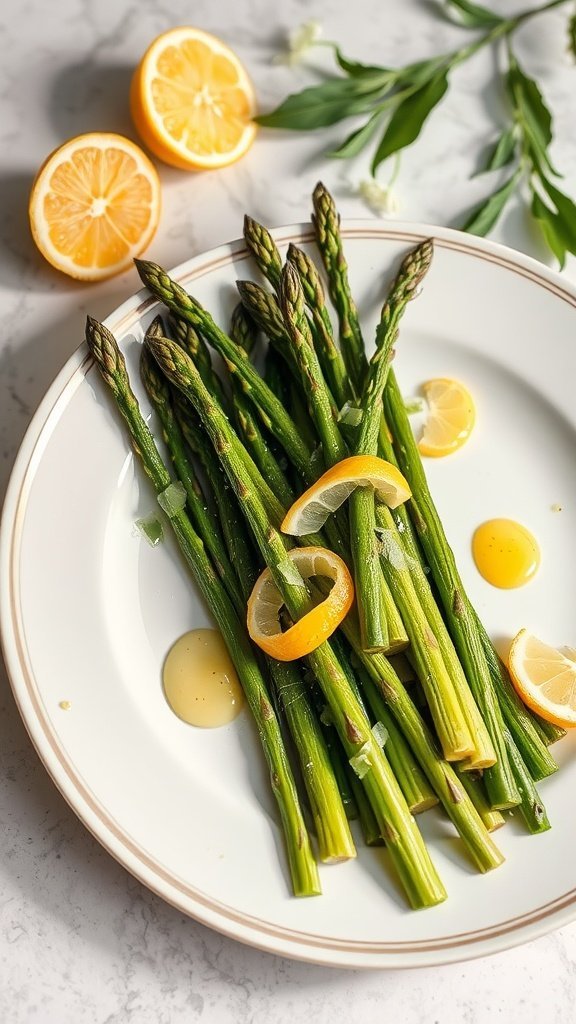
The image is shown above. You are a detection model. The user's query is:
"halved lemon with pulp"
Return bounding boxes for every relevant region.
[131,27,257,170]
[508,629,576,727]
[247,547,354,661]
[281,455,411,537]
[29,133,160,281]
[418,378,475,457]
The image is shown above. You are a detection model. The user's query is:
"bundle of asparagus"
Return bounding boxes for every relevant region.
[85,182,564,909]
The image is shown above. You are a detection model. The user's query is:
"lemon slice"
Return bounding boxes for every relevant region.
[29,133,160,281]
[418,378,475,457]
[247,547,354,661]
[281,455,411,536]
[508,629,576,727]
[130,27,257,170]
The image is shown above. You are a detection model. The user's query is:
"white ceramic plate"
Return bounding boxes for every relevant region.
[3,221,576,970]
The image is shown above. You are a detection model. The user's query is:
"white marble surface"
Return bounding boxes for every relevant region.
[2,0,576,1019]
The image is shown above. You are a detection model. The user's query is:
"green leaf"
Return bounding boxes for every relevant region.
[443,0,504,29]
[569,13,576,62]
[478,127,517,174]
[371,72,449,174]
[255,79,384,131]
[539,179,576,254]
[462,173,518,236]
[531,191,567,267]
[507,57,559,177]
[397,56,449,90]
[329,109,385,158]
[330,44,392,81]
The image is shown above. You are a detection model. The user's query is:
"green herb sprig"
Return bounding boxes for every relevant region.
[256,0,575,266]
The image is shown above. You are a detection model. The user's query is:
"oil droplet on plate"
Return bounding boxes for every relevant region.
[472,518,540,589]
[163,628,244,727]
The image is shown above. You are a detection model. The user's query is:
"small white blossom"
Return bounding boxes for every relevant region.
[358,179,401,216]
[273,20,323,66]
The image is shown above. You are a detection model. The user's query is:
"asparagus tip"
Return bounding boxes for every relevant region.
[146,313,165,340]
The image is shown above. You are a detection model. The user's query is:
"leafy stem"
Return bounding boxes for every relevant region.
[257,0,574,265]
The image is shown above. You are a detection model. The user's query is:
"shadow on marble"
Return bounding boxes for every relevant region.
[0,289,128,498]
[47,62,134,142]
[0,172,67,294]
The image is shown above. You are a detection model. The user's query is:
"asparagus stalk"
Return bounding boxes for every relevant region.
[312,181,368,388]
[167,314,229,412]
[266,659,357,861]
[504,727,550,834]
[85,316,320,897]
[237,279,287,342]
[171,375,355,864]
[244,214,283,290]
[287,378,320,454]
[243,215,351,409]
[135,259,314,483]
[229,302,259,356]
[322,631,437,815]
[350,240,432,653]
[318,720,359,821]
[385,369,520,810]
[346,766,384,846]
[279,262,407,653]
[455,771,506,832]
[475,617,559,781]
[286,242,350,408]
[232,388,295,511]
[377,429,496,769]
[345,627,504,873]
[264,346,289,404]
[172,392,258,600]
[534,716,567,746]
[146,330,447,909]
[140,337,237,592]
[357,665,439,814]
[280,263,348,467]
[375,508,476,761]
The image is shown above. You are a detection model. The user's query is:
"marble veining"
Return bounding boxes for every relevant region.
[1,0,576,1020]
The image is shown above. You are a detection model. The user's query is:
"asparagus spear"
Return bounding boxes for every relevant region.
[243,215,351,408]
[244,214,283,290]
[286,242,350,408]
[375,512,476,761]
[173,392,259,601]
[146,329,447,909]
[320,627,436,812]
[167,314,229,412]
[475,618,558,781]
[140,338,237,592]
[346,628,504,873]
[168,351,355,863]
[534,716,567,746]
[384,369,520,810]
[377,429,497,769]
[229,302,259,356]
[312,181,368,388]
[85,316,320,897]
[232,388,295,511]
[504,727,550,834]
[236,280,288,348]
[356,664,439,814]
[455,771,506,832]
[350,240,432,653]
[264,346,289,404]
[280,263,348,467]
[280,262,407,654]
[135,259,314,482]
